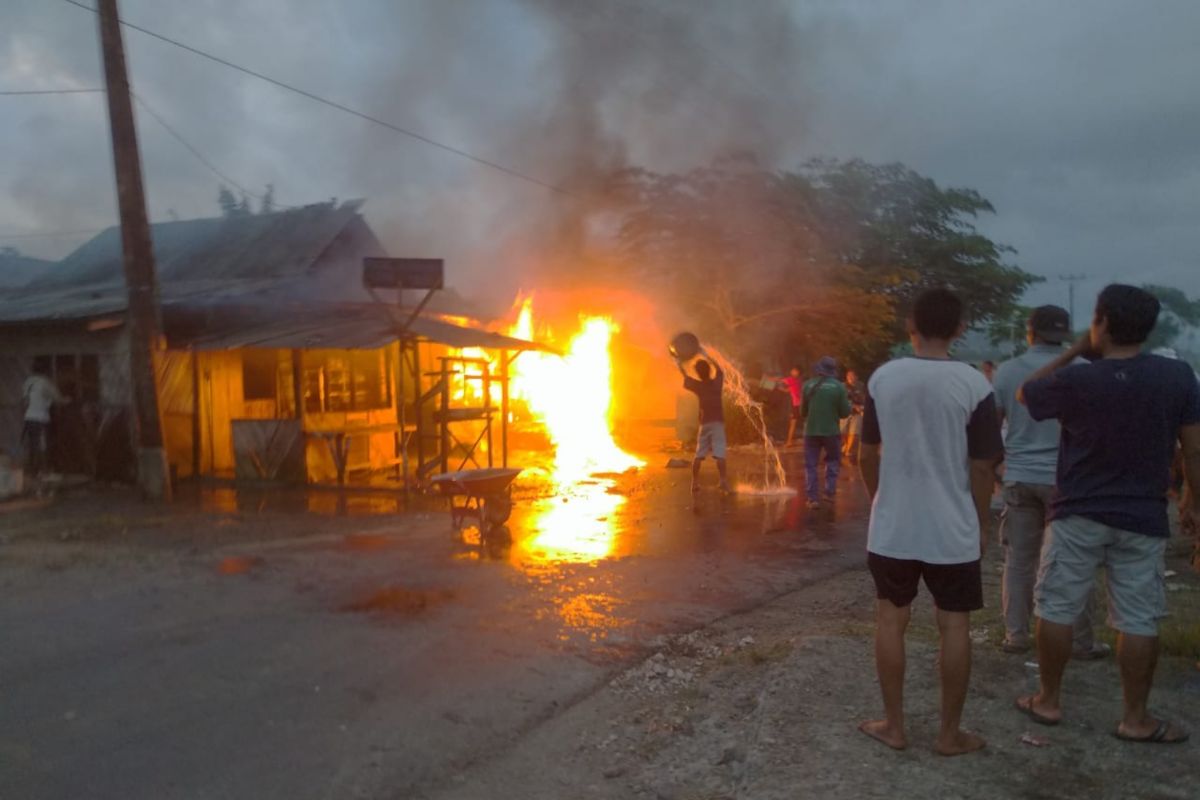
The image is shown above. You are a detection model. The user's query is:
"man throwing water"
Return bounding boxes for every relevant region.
[676,349,731,494]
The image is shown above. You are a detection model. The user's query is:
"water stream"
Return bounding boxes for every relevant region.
[703,347,795,495]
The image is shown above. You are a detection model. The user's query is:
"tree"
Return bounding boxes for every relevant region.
[801,159,1039,330]
[609,155,1036,372]
[217,185,241,218]
[988,304,1035,357]
[1144,283,1200,351]
[217,185,255,218]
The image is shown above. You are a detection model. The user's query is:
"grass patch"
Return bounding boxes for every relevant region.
[716,640,793,668]
[1159,620,1200,659]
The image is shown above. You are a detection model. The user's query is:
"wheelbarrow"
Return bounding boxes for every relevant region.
[428,467,522,531]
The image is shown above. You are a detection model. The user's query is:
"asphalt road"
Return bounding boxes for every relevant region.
[0,448,871,800]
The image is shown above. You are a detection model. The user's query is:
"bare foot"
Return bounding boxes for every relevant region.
[858,719,907,750]
[935,730,987,757]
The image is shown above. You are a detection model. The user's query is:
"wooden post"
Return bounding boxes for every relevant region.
[291,350,304,419]
[439,357,450,474]
[483,359,493,468]
[414,342,425,476]
[191,351,201,477]
[395,340,408,493]
[97,0,171,500]
[500,351,510,468]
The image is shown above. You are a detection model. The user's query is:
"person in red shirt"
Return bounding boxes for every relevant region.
[775,366,804,448]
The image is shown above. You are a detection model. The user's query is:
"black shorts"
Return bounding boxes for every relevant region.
[790,404,802,421]
[867,552,983,612]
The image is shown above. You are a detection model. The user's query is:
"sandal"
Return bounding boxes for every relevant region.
[1114,720,1190,744]
[1014,696,1059,727]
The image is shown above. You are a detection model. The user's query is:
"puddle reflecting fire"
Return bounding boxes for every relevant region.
[518,480,626,563]
[553,591,629,643]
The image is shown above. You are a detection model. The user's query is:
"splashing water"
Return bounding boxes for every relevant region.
[702,347,795,495]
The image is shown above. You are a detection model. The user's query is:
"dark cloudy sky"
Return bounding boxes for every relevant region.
[2,0,1198,312]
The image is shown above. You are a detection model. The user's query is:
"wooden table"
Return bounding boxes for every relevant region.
[306,423,415,486]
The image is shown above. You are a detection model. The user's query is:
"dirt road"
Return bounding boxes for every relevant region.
[2,450,1196,800]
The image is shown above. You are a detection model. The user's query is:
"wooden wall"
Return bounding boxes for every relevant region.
[0,327,130,474]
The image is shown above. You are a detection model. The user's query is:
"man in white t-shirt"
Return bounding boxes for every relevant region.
[22,357,65,479]
[857,288,1003,757]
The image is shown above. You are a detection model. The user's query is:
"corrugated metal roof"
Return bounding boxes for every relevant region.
[0,201,369,323]
[177,305,554,354]
[0,277,293,324]
[0,253,54,289]
[32,201,364,289]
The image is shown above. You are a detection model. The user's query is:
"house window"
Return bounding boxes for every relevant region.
[301,350,390,413]
[351,350,386,409]
[242,350,279,401]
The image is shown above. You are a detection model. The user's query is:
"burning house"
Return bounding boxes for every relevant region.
[0,201,562,487]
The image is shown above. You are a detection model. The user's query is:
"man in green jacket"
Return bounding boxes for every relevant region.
[803,356,852,509]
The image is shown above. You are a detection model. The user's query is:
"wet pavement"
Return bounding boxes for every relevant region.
[0,447,872,799]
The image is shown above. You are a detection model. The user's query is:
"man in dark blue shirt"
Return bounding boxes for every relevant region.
[1015,284,1200,744]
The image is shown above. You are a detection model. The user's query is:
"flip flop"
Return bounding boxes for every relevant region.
[1113,720,1190,744]
[1014,696,1059,727]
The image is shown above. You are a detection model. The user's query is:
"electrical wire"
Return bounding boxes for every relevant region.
[0,88,104,95]
[0,229,104,240]
[1,83,283,210]
[132,93,268,203]
[60,0,571,196]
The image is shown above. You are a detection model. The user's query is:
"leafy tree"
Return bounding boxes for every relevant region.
[801,159,1038,332]
[611,154,894,371]
[217,185,254,218]
[217,185,241,218]
[609,155,1036,373]
[988,304,1035,357]
[1144,283,1200,351]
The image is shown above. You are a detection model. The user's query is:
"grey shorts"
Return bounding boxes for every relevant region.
[1035,515,1167,637]
[695,422,727,460]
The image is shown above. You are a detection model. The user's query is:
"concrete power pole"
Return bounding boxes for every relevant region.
[97,0,172,501]
[1059,273,1087,332]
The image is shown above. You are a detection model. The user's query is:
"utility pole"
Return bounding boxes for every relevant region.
[1059,273,1087,332]
[97,0,171,501]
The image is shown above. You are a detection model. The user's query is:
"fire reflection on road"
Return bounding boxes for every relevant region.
[502,470,635,643]
[516,478,625,564]
[550,591,628,643]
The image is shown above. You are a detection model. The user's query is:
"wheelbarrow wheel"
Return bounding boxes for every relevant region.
[483,493,513,525]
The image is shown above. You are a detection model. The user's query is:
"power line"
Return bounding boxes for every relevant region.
[0,88,104,96]
[132,93,267,203]
[60,0,571,197]
[3,84,288,223]
[1,84,276,209]
[0,228,105,240]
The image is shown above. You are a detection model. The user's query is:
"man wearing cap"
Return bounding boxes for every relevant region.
[801,356,852,509]
[993,307,1106,658]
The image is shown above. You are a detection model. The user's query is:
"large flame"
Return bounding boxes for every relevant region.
[442,296,643,486]
[507,298,643,484]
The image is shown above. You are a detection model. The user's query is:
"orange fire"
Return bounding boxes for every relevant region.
[445,296,642,485]
[506,297,643,484]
